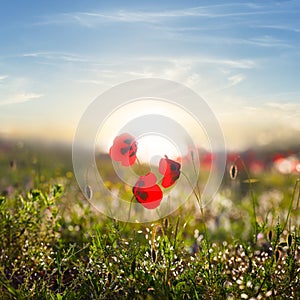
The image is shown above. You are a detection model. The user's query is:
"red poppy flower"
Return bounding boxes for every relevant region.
[109,133,137,166]
[159,155,181,188]
[133,172,163,209]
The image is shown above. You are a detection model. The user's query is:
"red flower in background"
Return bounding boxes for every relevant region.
[159,155,181,188]
[133,172,163,209]
[109,133,137,166]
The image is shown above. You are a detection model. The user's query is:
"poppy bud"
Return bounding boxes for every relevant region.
[107,272,112,283]
[287,234,293,248]
[229,164,238,180]
[85,185,93,200]
[268,230,272,242]
[164,218,169,229]
[151,249,157,263]
[275,249,280,262]
[131,258,136,275]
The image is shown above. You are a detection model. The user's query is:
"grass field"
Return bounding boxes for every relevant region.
[0,139,299,299]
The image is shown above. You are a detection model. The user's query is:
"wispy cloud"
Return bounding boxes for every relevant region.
[0,93,43,106]
[22,52,88,63]
[266,101,300,112]
[74,55,252,97]
[37,3,282,28]
[202,58,256,69]
[76,5,266,23]
[228,74,245,87]
[252,24,300,33]
[76,79,107,86]
[146,22,294,49]
[138,56,257,69]
[0,75,8,81]
[235,36,292,48]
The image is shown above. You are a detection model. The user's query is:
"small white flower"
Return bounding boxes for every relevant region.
[265,290,272,297]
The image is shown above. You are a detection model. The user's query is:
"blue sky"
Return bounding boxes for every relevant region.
[0,0,300,150]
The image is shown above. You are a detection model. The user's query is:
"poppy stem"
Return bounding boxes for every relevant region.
[191,153,202,201]
[122,195,135,233]
[180,172,200,202]
[136,157,142,168]
[127,195,135,222]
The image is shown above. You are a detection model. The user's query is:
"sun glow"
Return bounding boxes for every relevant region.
[97,98,210,156]
[136,134,180,164]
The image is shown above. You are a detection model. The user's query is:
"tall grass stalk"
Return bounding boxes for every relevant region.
[234,156,258,242]
[282,178,300,233]
[182,151,209,246]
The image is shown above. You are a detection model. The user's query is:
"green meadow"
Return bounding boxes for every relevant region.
[0,139,299,299]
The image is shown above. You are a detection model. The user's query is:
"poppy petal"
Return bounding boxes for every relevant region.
[159,156,181,188]
[109,133,137,166]
[133,172,163,209]
[161,172,180,188]
[137,172,157,188]
[158,157,167,174]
